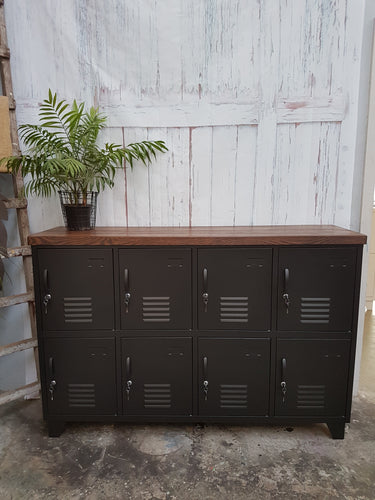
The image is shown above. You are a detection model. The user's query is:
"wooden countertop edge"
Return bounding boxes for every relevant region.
[28,226,367,246]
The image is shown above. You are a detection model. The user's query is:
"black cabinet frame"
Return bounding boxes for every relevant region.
[31,242,364,439]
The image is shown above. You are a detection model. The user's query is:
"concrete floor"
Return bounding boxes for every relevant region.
[1,316,375,500]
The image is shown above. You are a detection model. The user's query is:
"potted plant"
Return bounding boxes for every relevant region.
[0,90,167,230]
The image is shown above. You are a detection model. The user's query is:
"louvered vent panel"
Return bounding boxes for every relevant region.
[144,384,171,408]
[220,384,248,409]
[142,297,170,323]
[220,297,248,323]
[68,383,95,408]
[297,385,325,409]
[64,297,93,323]
[300,298,331,324]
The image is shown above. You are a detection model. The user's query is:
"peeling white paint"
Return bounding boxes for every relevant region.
[3,0,366,231]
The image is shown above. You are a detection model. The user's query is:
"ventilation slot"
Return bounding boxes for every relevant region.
[64,297,93,323]
[68,383,95,408]
[297,385,325,409]
[220,297,248,323]
[144,384,171,408]
[142,297,170,323]
[220,384,248,409]
[300,297,330,324]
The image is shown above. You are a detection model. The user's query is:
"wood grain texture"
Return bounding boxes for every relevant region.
[0,96,12,167]
[0,381,40,406]
[28,225,367,247]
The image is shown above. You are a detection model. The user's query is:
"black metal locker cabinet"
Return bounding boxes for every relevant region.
[277,247,357,332]
[44,338,117,415]
[119,249,191,330]
[197,248,272,330]
[121,337,192,415]
[38,249,114,331]
[198,338,270,416]
[275,339,351,416]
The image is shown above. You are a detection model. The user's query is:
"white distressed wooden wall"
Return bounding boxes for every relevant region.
[4,0,366,231]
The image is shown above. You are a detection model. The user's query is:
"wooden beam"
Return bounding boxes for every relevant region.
[0,245,31,259]
[277,96,346,124]
[0,291,34,308]
[0,381,40,406]
[4,197,28,209]
[15,95,347,128]
[0,338,38,358]
[0,45,9,58]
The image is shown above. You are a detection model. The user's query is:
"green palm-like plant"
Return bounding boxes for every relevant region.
[0,90,167,205]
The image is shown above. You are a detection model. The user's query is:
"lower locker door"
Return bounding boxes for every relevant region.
[44,338,117,415]
[275,339,351,416]
[122,337,192,415]
[198,338,270,416]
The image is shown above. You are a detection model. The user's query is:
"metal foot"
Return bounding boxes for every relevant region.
[47,420,66,437]
[327,421,345,439]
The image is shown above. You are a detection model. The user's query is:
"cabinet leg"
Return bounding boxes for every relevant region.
[47,420,66,437]
[327,422,345,439]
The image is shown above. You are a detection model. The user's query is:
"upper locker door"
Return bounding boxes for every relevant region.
[119,249,191,330]
[277,248,357,332]
[38,249,114,331]
[198,248,272,330]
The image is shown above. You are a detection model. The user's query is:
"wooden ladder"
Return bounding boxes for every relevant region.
[0,0,40,404]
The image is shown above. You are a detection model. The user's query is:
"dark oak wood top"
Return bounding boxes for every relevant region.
[28,225,367,246]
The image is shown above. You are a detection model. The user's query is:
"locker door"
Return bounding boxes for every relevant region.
[119,249,191,330]
[198,338,270,416]
[38,249,114,331]
[198,248,272,330]
[122,337,192,415]
[44,338,117,415]
[275,339,351,416]
[277,247,357,332]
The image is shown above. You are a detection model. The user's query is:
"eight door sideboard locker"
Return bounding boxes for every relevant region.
[28,225,366,439]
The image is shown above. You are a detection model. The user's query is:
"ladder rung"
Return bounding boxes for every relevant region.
[0,45,10,59]
[1,245,32,259]
[4,198,28,209]
[0,338,38,358]
[0,291,34,308]
[0,381,40,406]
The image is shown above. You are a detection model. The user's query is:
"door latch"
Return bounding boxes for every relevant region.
[203,380,208,400]
[49,379,56,401]
[281,381,287,403]
[124,292,131,313]
[43,293,52,315]
[126,380,132,400]
[202,292,208,313]
[281,357,287,403]
[282,293,290,314]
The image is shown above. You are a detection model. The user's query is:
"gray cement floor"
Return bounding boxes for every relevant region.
[1,315,375,500]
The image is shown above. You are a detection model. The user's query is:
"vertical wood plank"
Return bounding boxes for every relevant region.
[95,127,126,227]
[278,0,347,98]
[335,0,366,228]
[253,0,280,225]
[274,122,340,225]
[313,122,341,224]
[233,125,258,226]
[210,126,238,225]
[190,127,213,226]
[147,127,190,226]
[124,128,151,227]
